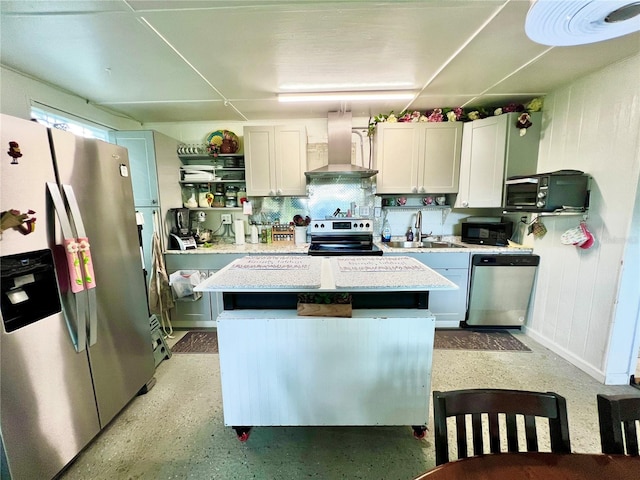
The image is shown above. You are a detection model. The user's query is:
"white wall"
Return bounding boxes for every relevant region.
[526,53,640,385]
[0,66,140,130]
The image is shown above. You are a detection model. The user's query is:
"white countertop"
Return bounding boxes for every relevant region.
[194,256,458,293]
[165,236,532,255]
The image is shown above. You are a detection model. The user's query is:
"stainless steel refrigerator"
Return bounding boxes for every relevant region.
[0,114,155,480]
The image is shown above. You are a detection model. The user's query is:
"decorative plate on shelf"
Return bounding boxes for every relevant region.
[206,130,239,154]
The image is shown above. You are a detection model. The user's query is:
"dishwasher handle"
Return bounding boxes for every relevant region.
[472,254,540,267]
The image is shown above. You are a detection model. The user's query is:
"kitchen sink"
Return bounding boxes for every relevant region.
[385,241,466,249]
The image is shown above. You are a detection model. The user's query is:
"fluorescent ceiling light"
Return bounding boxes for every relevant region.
[525,0,640,46]
[278,91,416,103]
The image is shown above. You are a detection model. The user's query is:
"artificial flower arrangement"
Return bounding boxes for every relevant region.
[368,97,543,137]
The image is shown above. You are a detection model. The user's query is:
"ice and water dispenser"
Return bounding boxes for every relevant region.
[1,249,62,332]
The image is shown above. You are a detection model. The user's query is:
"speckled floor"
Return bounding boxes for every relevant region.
[58,330,640,480]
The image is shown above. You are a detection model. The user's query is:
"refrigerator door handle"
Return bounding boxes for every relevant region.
[46,182,87,352]
[62,184,99,346]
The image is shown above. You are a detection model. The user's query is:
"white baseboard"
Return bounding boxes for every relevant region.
[523,326,613,384]
[171,320,217,329]
[435,320,460,329]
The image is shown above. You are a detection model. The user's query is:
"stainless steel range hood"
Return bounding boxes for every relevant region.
[304,111,378,179]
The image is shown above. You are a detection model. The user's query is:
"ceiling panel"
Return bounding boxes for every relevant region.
[0,0,126,14]
[424,2,550,96]
[486,32,640,95]
[140,1,504,99]
[0,10,212,103]
[0,0,638,124]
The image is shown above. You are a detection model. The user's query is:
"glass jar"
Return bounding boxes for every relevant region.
[198,185,212,208]
[237,184,247,205]
[265,224,273,244]
[212,194,225,207]
[225,185,238,208]
[181,184,198,208]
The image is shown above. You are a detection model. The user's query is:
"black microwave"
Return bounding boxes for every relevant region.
[461,221,513,246]
[504,170,589,212]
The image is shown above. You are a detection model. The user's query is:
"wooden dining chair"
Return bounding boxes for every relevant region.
[432,388,572,465]
[597,393,640,455]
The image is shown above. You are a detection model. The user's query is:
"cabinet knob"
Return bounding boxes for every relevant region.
[276,189,283,195]
[462,201,469,207]
[152,199,158,205]
[412,187,418,193]
[270,190,276,196]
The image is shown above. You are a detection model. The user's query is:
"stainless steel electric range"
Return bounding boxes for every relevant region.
[307,218,383,256]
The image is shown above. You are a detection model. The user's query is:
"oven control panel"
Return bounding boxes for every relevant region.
[309,218,373,234]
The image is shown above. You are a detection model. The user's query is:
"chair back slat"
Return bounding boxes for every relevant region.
[433,389,572,466]
[623,420,639,455]
[506,413,519,452]
[597,394,640,456]
[471,413,483,456]
[488,412,500,453]
[549,394,572,454]
[524,415,539,451]
[455,414,468,459]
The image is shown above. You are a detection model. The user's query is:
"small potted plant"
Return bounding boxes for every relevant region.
[296,292,352,317]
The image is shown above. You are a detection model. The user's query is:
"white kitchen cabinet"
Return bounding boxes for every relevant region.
[243,125,307,196]
[455,112,541,208]
[164,254,242,328]
[388,252,470,327]
[108,130,182,274]
[374,122,462,194]
[427,267,469,326]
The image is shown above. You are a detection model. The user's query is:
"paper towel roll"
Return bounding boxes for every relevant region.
[234,218,245,245]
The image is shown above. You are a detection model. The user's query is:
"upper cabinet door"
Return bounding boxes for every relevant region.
[375,122,461,194]
[456,116,507,208]
[244,126,276,196]
[244,125,307,196]
[274,125,307,196]
[108,131,159,206]
[418,123,462,193]
[455,112,541,208]
[374,123,420,194]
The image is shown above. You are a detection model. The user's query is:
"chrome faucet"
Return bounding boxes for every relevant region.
[414,210,432,241]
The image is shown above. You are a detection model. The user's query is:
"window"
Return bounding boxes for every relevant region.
[31,107,110,141]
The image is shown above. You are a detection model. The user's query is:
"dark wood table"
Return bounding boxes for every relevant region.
[413,452,640,480]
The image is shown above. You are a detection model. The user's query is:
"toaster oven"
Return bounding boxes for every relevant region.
[504,170,590,212]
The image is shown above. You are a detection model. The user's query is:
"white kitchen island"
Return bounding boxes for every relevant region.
[195,255,457,441]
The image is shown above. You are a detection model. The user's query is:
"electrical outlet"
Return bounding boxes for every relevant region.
[221,214,232,224]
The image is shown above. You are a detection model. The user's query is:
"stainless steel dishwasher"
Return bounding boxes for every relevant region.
[465,254,540,327]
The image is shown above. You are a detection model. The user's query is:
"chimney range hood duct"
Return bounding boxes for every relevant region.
[304,111,378,179]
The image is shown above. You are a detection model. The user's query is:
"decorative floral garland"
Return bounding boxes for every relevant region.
[368,97,543,137]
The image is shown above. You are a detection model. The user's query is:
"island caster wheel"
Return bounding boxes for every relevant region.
[233,426,252,442]
[412,425,427,439]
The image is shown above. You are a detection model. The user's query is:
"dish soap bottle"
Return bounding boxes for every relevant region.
[406,227,414,241]
[381,218,392,242]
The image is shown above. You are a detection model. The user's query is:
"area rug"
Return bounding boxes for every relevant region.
[171,329,529,354]
[171,331,218,354]
[434,329,531,352]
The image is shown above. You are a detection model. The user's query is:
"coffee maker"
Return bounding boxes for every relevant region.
[169,208,197,250]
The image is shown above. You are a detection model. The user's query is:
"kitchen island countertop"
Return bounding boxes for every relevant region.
[195,255,458,293]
